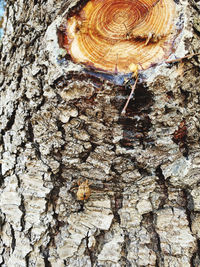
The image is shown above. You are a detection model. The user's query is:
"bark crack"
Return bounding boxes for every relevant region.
[85,231,95,267]
[10,224,16,252]
[155,166,169,208]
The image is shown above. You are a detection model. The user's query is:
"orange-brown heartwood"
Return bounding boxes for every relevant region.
[62,0,176,73]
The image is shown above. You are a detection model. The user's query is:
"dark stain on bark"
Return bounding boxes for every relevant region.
[116,83,154,149]
[124,83,153,113]
[172,119,189,157]
[66,0,91,19]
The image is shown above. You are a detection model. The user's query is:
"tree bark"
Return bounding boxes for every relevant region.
[0,0,200,266]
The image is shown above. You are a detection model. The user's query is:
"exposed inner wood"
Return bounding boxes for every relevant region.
[62,0,176,73]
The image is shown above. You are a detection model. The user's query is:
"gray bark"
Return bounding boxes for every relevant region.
[0,0,200,266]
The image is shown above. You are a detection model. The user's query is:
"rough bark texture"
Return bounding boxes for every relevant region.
[0,0,200,266]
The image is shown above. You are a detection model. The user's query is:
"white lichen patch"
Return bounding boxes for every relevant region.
[191,187,200,211]
[136,199,153,215]
[0,175,22,231]
[98,224,124,264]
[126,226,157,266]
[6,232,32,267]
[119,176,157,227]
[1,151,16,175]
[85,145,115,175]
[56,196,113,260]
[161,155,200,188]
[156,208,196,264]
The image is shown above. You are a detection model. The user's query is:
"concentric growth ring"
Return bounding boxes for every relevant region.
[62,0,177,73]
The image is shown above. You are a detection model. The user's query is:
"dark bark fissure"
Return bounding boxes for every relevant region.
[121,232,132,267]
[155,166,169,208]
[10,224,16,252]
[19,193,26,231]
[142,212,163,267]
[182,189,194,231]
[85,231,95,267]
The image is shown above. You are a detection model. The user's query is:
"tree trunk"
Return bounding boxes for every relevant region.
[0,0,200,266]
